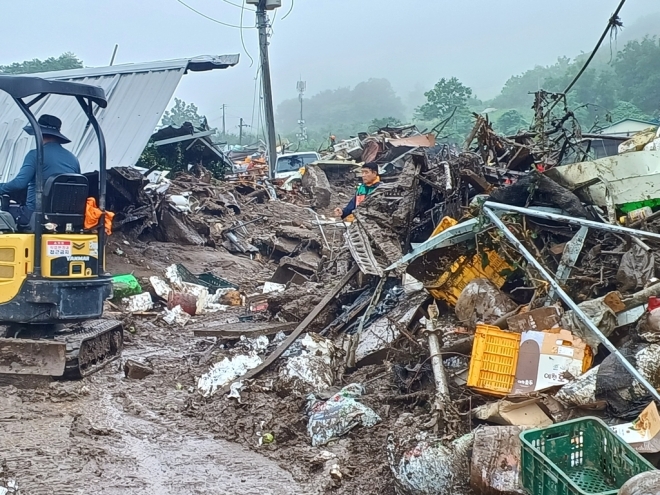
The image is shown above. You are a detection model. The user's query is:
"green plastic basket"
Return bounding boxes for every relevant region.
[519,417,656,495]
[175,264,237,293]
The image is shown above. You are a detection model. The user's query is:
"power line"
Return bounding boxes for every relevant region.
[250,66,261,131]
[544,0,626,119]
[240,0,255,66]
[563,0,626,95]
[282,0,295,20]
[175,0,255,29]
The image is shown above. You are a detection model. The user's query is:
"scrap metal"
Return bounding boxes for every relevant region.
[482,205,660,403]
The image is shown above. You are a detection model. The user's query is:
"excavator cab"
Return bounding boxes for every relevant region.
[0,76,122,378]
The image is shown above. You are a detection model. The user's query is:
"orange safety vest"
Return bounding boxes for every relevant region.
[84,197,115,235]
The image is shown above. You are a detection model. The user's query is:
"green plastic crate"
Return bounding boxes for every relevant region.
[175,264,237,293]
[519,417,656,495]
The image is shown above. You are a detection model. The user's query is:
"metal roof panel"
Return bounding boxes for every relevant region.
[0,55,239,177]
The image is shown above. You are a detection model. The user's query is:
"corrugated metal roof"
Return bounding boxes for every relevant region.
[0,55,239,178]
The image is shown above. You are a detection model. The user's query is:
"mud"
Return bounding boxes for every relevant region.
[0,298,444,495]
[0,316,308,495]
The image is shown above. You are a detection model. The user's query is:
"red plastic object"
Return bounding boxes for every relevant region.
[648,296,660,312]
[168,292,198,316]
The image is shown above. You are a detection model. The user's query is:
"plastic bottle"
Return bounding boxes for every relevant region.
[620,206,653,225]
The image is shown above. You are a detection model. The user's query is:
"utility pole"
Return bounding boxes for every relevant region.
[109,44,119,66]
[221,104,227,138]
[256,0,279,178]
[296,80,307,142]
[238,118,250,145]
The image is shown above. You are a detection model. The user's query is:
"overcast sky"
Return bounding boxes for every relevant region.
[0,0,658,133]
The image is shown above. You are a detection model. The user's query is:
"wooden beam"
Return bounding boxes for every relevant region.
[220,265,358,394]
[192,321,297,339]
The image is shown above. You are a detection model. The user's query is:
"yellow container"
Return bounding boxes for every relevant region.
[426,249,512,305]
[467,325,520,397]
[430,216,458,238]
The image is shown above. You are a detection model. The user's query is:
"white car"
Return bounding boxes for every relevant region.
[274,152,320,179]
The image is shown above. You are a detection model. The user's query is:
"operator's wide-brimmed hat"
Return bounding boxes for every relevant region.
[23,114,71,144]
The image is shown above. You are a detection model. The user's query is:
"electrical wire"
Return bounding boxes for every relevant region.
[176,0,254,29]
[240,0,255,66]
[563,0,626,95]
[250,66,261,130]
[544,0,626,118]
[282,0,295,20]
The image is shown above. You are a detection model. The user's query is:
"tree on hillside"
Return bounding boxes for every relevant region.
[351,79,406,124]
[0,52,83,74]
[491,58,572,109]
[276,79,405,133]
[608,101,651,123]
[416,77,474,139]
[495,110,529,136]
[614,37,660,115]
[417,77,472,121]
[161,98,206,127]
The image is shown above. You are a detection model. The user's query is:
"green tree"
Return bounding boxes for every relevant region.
[491,58,572,109]
[416,77,474,140]
[614,37,660,115]
[0,52,83,74]
[417,77,472,120]
[161,98,205,127]
[276,79,405,133]
[495,110,529,135]
[608,101,651,123]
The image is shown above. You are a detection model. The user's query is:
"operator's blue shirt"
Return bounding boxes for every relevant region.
[0,142,80,212]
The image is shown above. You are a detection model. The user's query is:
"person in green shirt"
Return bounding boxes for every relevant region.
[334,162,381,222]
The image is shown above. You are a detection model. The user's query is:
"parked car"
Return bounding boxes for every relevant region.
[274,152,320,179]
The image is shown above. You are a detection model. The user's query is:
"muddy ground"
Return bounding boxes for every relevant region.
[0,238,456,495]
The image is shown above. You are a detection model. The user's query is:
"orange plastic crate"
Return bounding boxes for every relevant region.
[467,325,520,397]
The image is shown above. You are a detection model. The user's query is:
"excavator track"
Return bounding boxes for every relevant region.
[57,320,124,378]
[0,320,123,379]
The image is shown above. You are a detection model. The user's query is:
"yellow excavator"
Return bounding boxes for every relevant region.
[0,76,122,378]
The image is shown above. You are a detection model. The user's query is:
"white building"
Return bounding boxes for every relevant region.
[597,118,657,138]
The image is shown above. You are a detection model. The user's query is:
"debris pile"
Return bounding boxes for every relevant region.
[98,113,660,493]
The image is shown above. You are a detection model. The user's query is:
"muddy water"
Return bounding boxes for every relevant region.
[0,365,305,495]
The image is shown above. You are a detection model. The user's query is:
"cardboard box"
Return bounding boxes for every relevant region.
[612,402,660,453]
[473,398,553,428]
[511,329,592,395]
[507,307,562,333]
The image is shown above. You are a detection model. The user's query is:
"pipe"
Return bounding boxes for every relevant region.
[484,201,660,242]
[15,98,43,276]
[78,97,107,274]
[426,302,450,408]
[483,206,660,403]
[307,208,330,251]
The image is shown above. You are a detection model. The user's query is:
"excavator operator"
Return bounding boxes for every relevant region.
[334,162,381,222]
[0,114,80,227]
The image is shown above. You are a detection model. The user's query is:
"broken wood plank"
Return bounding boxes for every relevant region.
[460,169,493,194]
[191,321,298,339]
[220,265,359,394]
